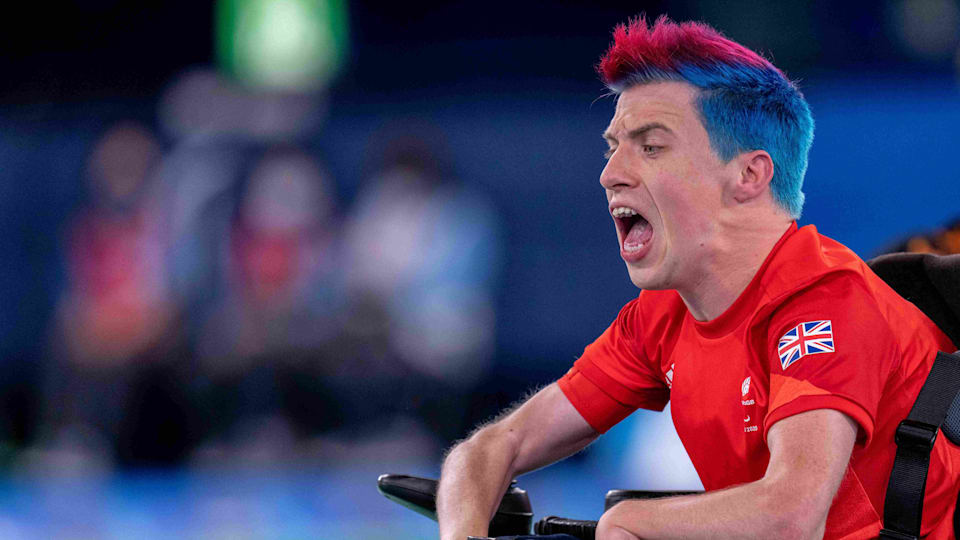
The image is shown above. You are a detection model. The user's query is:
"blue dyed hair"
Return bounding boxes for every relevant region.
[600,16,814,218]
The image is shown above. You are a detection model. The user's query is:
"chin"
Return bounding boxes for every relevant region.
[626,267,666,290]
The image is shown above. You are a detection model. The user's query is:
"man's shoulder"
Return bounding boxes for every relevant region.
[745,225,916,338]
[757,252,918,347]
[759,224,871,303]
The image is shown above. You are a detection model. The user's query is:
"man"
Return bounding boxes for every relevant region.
[437,16,959,540]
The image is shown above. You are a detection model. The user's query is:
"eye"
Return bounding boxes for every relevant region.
[641,145,661,155]
[604,147,616,159]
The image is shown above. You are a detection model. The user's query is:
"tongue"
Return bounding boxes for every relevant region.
[624,217,652,250]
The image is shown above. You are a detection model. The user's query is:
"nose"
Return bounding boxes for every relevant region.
[599,151,637,192]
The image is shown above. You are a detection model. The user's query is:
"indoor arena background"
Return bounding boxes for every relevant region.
[0,1,959,537]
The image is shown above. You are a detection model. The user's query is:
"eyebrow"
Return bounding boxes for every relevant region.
[603,122,674,144]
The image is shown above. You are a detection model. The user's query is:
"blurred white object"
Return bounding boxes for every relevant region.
[343,160,501,386]
[621,404,704,491]
[159,69,326,140]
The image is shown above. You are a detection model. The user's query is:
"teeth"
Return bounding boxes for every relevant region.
[611,207,639,218]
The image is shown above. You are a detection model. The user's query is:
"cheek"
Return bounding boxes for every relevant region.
[653,171,693,217]
[655,171,715,237]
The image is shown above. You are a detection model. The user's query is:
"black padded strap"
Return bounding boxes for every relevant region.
[880,351,960,539]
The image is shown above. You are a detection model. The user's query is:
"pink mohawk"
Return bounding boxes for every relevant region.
[598,15,779,88]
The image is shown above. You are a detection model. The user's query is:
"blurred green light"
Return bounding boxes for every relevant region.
[216,0,349,91]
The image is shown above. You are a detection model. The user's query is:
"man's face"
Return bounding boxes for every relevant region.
[601,81,737,291]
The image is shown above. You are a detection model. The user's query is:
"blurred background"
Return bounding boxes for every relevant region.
[0,0,959,537]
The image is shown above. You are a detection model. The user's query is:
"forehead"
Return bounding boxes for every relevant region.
[606,81,701,137]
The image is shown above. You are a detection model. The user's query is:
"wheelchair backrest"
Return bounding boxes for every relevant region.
[868,253,960,538]
[867,252,960,348]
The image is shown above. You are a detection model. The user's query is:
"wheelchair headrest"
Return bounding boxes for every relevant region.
[867,253,960,348]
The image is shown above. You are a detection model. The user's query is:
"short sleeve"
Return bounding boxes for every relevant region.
[763,274,896,446]
[558,298,671,433]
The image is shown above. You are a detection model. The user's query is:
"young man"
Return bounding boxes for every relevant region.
[437,16,959,540]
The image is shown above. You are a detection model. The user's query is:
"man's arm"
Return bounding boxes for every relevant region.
[596,408,858,540]
[437,383,599,540]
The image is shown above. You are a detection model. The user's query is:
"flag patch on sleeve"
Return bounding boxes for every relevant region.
[777,320,835,370]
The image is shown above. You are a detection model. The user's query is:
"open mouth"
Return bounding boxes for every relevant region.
[611,206,653,254]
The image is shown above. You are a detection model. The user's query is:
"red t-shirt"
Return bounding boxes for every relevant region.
[558,223,959,539]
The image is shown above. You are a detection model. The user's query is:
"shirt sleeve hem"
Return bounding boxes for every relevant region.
[763,394,875,446]
[558,367,667,434]
[577,357,670,409]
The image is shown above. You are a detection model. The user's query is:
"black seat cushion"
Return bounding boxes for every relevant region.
[867,253,960,348]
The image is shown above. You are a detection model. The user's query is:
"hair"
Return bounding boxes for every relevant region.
[598,15,814,218]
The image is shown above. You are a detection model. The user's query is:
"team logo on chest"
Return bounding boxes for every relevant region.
[777,320,835,370]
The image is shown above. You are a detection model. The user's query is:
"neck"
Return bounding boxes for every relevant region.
[678,217,793,321]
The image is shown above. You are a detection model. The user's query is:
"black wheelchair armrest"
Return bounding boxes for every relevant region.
[604,489,703,511]
[377,473,534,536]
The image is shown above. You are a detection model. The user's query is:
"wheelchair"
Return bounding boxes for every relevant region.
[378,252,960,539]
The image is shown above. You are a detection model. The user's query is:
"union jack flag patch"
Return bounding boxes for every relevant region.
[777,320,835,370]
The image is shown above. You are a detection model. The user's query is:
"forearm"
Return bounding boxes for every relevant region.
[598,410,857,540]
[437,431,520,540]
[436,383,599,539]
[597,477,825,540]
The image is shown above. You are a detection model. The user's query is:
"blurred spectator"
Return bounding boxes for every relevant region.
[38,122,194,470]
[884,216,960,255]
[59,123,173,365]
[338,134,502,446]
[191,147,344,462]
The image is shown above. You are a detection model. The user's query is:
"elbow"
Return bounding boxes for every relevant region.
[755,484,828,540]
[759,515,819,540]
[443,423,523,475]
[462,423,521,454]
[443,433,485,471]
[596,508,642,540]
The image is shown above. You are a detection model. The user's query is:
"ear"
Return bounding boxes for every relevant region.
[732,150,774,203]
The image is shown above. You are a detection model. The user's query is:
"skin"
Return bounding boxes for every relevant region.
[437,384,598,540]
[601,81,792,320]
[595,409,857,540]
[436,81,856,539]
